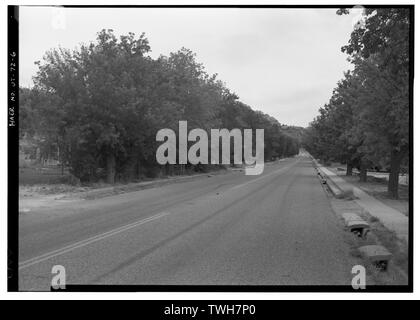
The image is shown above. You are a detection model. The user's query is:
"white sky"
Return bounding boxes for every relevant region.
[19,6,358,127]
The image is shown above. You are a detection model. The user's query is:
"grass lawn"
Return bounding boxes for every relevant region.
[326,163,409,216]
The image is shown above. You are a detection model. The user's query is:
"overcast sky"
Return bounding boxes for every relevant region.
[19,7,359,127]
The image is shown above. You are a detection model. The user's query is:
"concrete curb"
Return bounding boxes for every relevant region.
[311,158,344,197]
[308,154,408,244]
[307,155,408,273]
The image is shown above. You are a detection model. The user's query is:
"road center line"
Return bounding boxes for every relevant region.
[19,211,171,270]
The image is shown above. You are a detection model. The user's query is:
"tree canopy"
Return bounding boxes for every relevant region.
[20,29,300,183]
[304,8,411,198]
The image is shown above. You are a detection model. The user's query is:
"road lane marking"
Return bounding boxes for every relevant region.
[231,160,298,190]
[19,211,171,270]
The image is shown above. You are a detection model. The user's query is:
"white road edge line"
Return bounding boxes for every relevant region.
[19,211,171,270]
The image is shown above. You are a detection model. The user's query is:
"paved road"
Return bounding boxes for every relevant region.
[19,155,355,290]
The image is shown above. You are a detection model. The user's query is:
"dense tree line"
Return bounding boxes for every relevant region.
[20,29,300,183]
[303,8,410,199]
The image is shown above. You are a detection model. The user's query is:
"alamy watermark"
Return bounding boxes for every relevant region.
[156,121,264,175]
[351,265,366,290]
[51,265,66,290]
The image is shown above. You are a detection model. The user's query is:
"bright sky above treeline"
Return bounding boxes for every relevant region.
[19,7,361,127]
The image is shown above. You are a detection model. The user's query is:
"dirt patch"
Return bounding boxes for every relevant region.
[20,184,90,197]
[19,169,230,213]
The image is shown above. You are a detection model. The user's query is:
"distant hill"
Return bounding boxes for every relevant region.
[279,125,305,143]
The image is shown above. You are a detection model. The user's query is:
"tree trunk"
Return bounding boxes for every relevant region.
[346,163,353,176]
[59,145,64,175]
[106,153,116,184]
[388,149,402,199]
[136,160,142,180]
[126,161,136,182]
[359,162,367,182]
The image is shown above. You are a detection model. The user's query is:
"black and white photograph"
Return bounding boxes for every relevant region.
[7,3,414,296]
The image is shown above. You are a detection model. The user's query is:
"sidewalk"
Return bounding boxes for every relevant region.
[318,165,409,243]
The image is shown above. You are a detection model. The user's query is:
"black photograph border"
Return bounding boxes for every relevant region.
[7,4,414,293]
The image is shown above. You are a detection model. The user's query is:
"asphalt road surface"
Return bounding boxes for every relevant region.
[19,154,356,290]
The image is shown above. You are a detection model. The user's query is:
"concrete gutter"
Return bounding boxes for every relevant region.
[311,157,408,243]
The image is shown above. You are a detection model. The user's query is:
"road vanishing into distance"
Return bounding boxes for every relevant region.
[19,154,356,290]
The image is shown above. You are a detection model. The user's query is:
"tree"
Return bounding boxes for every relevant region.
[24,29,301,183]
[307,8,410,197]
[34,29,154,182]
[338,8,410,198]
